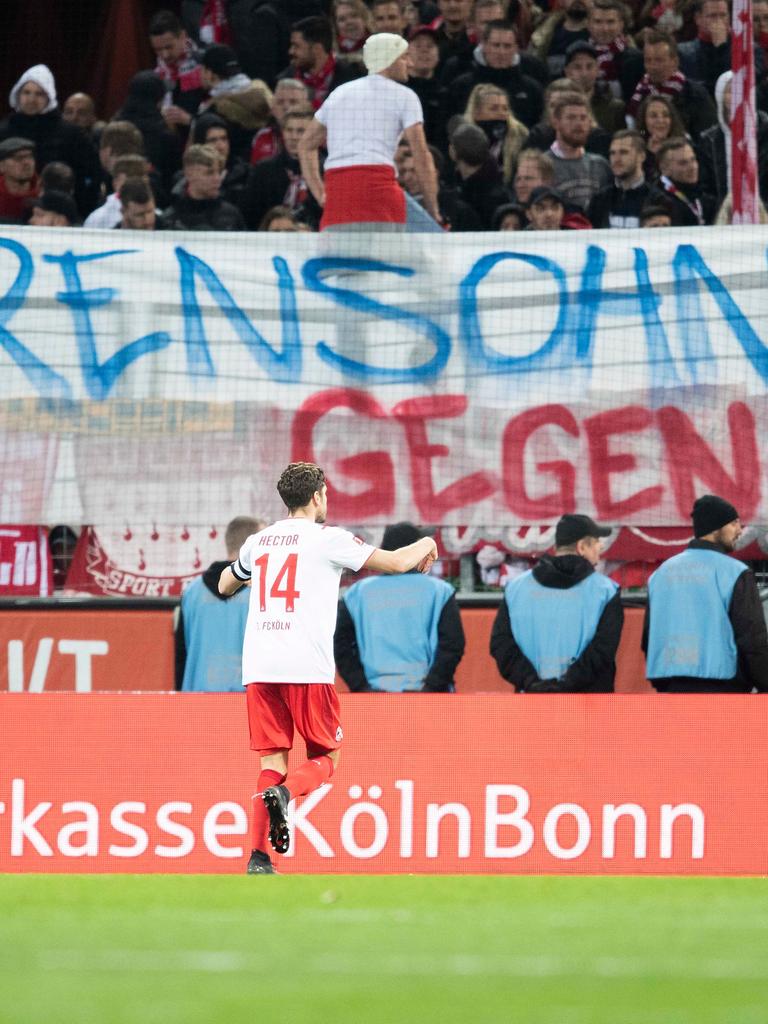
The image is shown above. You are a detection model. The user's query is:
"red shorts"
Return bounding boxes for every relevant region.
[246,682,343,757]
[321,164,406,228]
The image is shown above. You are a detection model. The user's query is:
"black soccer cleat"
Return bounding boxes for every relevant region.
[246,848,277,875]
[262,784,291,854]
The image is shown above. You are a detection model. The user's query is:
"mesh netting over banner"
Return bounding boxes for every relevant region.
[1,225,766,530]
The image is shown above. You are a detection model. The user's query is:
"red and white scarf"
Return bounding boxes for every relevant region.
[199,0,233,45]
[283,168,309,209]
[592,35,627,82]
[297,53,337,110]
[627,70,685,119]
[155,38,204,93]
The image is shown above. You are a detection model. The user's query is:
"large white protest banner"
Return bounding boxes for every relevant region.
[1,226,766,529]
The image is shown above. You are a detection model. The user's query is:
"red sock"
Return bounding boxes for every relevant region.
[283,755,335,800]
[251,768,285,852]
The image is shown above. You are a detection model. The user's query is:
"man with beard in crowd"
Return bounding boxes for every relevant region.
[277,16,363,109]
[547,90,611,211]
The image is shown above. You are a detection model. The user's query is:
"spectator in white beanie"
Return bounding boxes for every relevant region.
[298,31,439,229]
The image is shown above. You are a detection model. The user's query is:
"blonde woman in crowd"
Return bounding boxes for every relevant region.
[463,83,529,184]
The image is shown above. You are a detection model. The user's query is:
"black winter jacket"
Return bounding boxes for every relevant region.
[446,61,544,128]
[182,0,323,86]
[162,191,246,231]
[0,109,101,216]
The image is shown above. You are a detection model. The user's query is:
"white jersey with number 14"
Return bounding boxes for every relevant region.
[233,518,374,685]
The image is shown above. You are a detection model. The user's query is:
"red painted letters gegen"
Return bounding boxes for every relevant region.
[290,389,762,524]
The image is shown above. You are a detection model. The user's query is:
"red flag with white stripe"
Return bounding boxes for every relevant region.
[731,0,759,223]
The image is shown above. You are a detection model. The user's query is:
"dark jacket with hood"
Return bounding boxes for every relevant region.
[490,554,623,692]
[455,156,511,229]
[446,57,544,128]
[117,71,185,194]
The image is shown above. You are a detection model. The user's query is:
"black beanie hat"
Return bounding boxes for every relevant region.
[381,522,422,551]
[691,494,739,538]
[202,44,242,79]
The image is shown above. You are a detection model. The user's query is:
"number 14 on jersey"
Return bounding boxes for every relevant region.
[252,553,301,612]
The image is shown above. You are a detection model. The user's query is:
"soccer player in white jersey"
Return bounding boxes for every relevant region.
[298,32,440,228]
[218,461,437,873]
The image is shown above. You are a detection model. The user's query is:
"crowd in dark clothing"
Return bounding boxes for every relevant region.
[2,0,768,232]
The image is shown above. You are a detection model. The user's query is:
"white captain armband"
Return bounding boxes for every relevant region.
[231,559,251,582]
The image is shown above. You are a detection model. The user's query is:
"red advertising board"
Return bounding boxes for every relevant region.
[0,694,765,875]
[0,611,174,692]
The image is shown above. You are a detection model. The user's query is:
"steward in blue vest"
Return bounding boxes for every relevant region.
[175,515,264,691]
[334,522,466,692]
[490,513,623,692]
[642,494,768,693]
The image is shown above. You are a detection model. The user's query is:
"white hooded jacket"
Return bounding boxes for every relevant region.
[9,64,58,113]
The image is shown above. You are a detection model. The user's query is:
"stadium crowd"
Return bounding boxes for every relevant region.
[1,0,767,232]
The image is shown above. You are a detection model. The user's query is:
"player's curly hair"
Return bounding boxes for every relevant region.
[277,462,326,511]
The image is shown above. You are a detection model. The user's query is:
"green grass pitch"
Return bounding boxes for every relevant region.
[0,875,765,1024]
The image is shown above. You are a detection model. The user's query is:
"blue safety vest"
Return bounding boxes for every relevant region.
[646,547,745,680]
[180,577,250,692]
[343,574,454,692]
[504,569,618,680]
